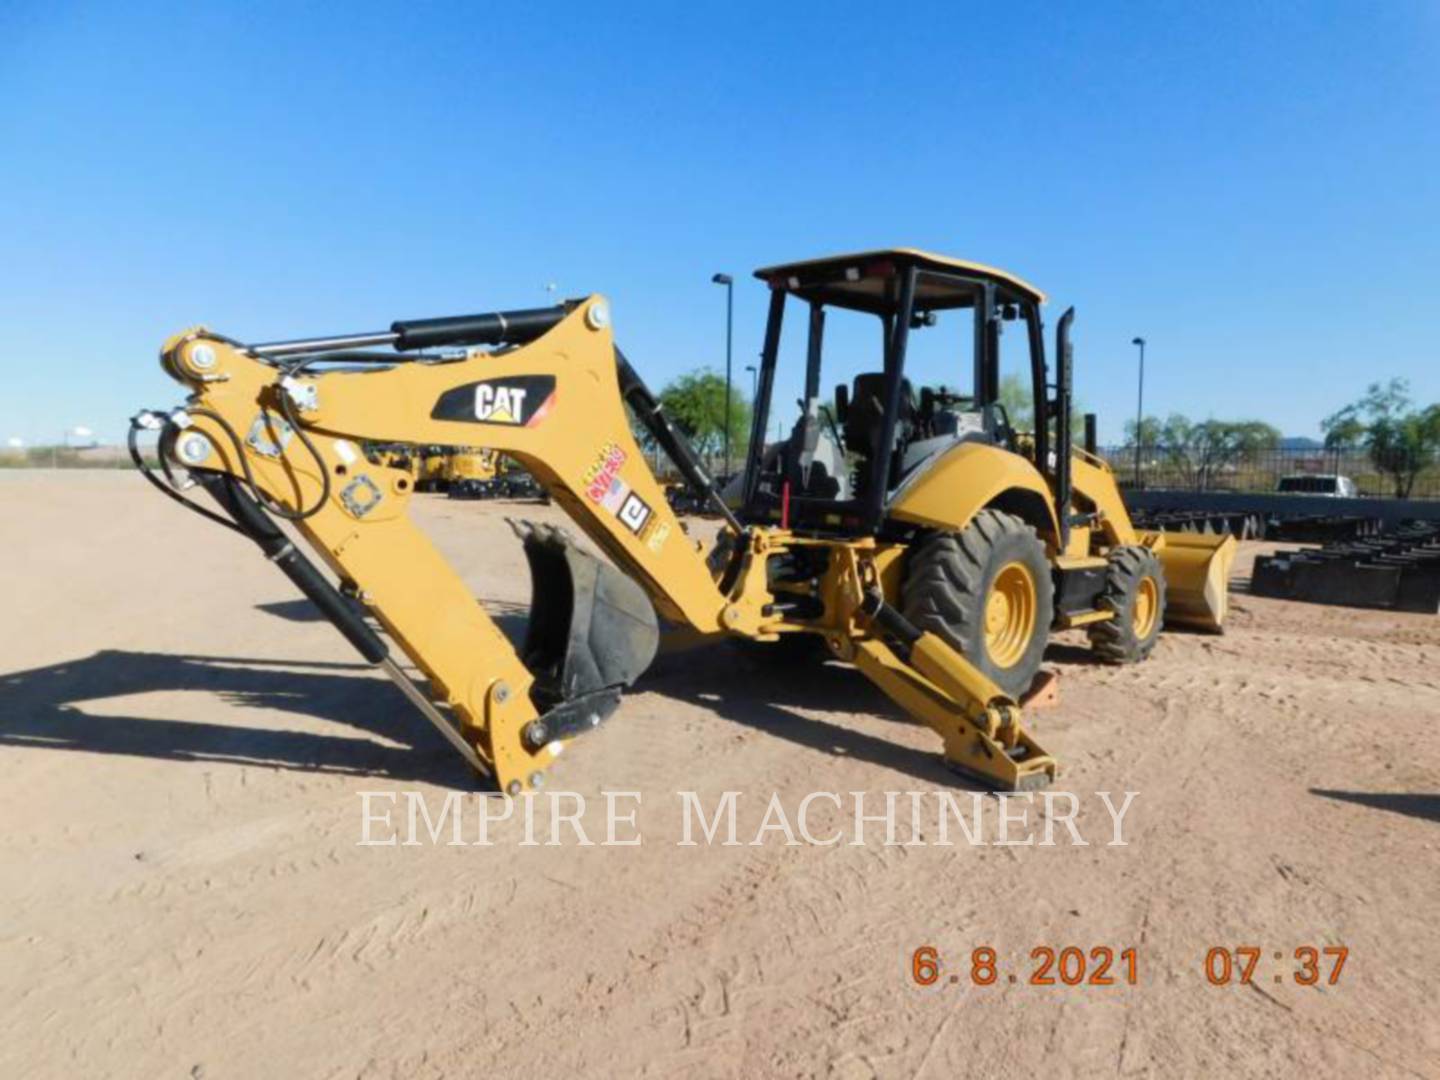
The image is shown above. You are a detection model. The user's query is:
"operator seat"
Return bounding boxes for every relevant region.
[842,372,916,461]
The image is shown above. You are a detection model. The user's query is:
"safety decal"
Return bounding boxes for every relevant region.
[582,441,664,546]
[584,442,627,504]
[430,375,557,427]
[644,520,671,553]
[618,492,652,534]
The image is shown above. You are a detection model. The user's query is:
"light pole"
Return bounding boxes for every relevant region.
[712,273,734,477]
[1131,337,1146,487]
[745,363,757,405]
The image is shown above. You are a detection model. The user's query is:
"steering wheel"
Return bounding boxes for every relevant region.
[991,402,1016,448]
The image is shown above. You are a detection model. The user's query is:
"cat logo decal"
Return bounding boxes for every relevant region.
[431,375,557,427]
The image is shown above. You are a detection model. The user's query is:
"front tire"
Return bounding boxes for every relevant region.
[1087,546,1166,663]
[900,510,1055,699]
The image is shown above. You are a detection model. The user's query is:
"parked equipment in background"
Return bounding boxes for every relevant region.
[130,249,1236,795]
[413,447,449,492]
[444,447,497,489]
[449,452,547,501]
[665,476,731,516]
[1277,473,1358,498]
[366,443,419,480]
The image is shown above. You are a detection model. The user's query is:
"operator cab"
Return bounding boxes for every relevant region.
[739,249,1060,535]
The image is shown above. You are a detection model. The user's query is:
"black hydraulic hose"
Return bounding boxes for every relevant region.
[614,347,744,534]
[270,384,332,520]
[128,418,247,535]
[135,328,354,543]
[185,401,330,522]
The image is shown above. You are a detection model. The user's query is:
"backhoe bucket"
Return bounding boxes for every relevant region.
[1145,530,1239,632]
[515,522,659,710]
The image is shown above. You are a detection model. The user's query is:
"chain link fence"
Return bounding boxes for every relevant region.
[1097,445,1440,500]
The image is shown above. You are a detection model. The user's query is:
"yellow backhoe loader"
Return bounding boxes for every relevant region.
[366,443,420,479]
[130,250,1235,794]
[408,446,449,492]
[445,446,498,486]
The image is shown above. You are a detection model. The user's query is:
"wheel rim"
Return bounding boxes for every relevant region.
[984,561,1037,669]
[1133,576,1159,638]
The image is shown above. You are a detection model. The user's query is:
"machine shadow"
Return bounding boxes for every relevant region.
[0,650,480,786]
[254,599,329,622]
[1043,641,1101,666]
[1311,789,1440,825]
[257,597,530,645]
[639,642,989,789]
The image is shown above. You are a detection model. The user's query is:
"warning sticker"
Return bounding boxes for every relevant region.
[599,475,630,513]
[582,441,665,548]
[583,443,627,504]
[644,521,671,552]
[618,492,652,534]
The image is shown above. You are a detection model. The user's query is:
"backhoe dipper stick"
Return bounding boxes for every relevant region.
[200,474,490,777]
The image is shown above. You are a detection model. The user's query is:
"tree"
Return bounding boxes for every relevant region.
[997,374,1033,430]
[1121,415,1165,450]
[997,373,1086,435]
[1125,413,1280,490]
[656,369,752,472]
[1322,380,1440,497]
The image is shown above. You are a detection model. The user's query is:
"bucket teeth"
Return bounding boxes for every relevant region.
[508,517,573,550]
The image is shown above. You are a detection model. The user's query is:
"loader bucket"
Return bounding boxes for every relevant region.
[515,522,659,709]
[1145,530,1239,632]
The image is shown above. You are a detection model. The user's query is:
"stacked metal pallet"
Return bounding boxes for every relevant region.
[1131,509,1266,539]
[1267,515,1385,544]
[1251,523,1440,613]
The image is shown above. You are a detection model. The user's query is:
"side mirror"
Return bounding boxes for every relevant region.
[834,384,850,423]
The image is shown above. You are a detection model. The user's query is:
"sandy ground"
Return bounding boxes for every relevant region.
[2,471,1439,1079]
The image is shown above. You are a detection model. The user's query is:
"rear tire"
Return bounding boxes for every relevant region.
[900,510,1055,699]
[1087,546,1166,663]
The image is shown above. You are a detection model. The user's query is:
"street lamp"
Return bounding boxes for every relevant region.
[1131,337,1146,487]
[745,363,757,404]
[712,272,734,477]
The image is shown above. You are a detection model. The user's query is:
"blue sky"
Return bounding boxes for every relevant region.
[2,1,1438,446]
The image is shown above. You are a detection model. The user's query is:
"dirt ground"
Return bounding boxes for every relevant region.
[3,471,1439,1079]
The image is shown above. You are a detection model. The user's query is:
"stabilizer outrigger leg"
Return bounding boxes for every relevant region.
[851,591,1057,792]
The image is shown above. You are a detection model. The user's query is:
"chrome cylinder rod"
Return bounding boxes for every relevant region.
[251,331,400,357]
[378,656,493,778]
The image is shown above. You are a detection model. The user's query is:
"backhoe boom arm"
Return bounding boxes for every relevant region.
[143,298,761,792]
